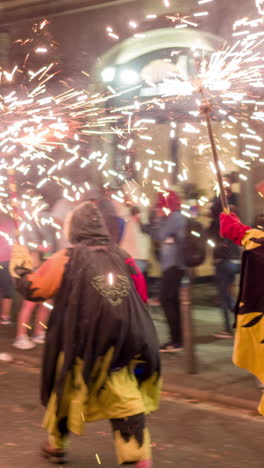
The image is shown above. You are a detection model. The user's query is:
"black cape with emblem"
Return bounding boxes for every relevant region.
[41,202,160,407]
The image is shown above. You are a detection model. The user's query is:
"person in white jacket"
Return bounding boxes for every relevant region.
[120,206,151,274]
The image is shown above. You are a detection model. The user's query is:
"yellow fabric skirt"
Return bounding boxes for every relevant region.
[233,313,264,415]
[43,349,161,436]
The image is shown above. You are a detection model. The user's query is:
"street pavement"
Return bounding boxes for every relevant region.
[1,282,264,466]
[0,287,260,411]
[1,363,264,467]
[154,305,260,410]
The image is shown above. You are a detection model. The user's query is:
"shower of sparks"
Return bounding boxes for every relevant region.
[256,0,264,15]
[106,0,216,41]
[0,20,160,237]
[207,239,215,248]
[22,322,32,330]
[39,321,48,329]
[1,1,264,251]
[102,2,264,199]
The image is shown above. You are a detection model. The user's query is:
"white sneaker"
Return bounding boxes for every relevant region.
[13,336,36,350]
[32,332,46,344]
[0,316,12,325]
[0,353,13,362]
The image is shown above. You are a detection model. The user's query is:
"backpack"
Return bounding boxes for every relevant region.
[183,218,207,268]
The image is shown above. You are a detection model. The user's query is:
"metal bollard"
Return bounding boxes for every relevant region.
[180,272,198,374]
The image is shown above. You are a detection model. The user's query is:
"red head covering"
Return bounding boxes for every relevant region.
[156,190,181,212]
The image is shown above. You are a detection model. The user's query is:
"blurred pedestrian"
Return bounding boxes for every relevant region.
[13,200,56,350]
[0,211,15,325]
[82,186,124,244]
[51,197,73,249]
[146,191,186,352]
[10,202,160,467]
[120,205,151,275]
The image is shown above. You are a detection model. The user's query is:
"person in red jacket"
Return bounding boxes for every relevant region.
[10,201,160,467]
[220,211,264,414]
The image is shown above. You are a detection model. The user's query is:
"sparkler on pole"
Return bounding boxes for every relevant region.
[200,98,230,213]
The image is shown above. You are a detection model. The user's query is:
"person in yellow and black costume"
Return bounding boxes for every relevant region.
[220,211,264,415]
[9,201,161,467]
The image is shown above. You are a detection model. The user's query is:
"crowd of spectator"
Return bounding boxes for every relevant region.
[0,181,245,351]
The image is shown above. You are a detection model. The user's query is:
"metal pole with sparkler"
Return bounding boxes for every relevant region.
[200,99,230,213]
[179,98,230,375]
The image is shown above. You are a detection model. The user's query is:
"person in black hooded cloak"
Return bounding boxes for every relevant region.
[9,201,161,467]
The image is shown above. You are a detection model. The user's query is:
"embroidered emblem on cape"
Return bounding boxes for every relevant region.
[91,274,130,306]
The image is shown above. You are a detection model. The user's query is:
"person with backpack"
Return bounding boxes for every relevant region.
[153,191,186,352]
[141,190,206,352]
[9,201,160,467]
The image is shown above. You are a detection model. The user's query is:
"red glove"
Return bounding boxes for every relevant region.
[220,212,251,245]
